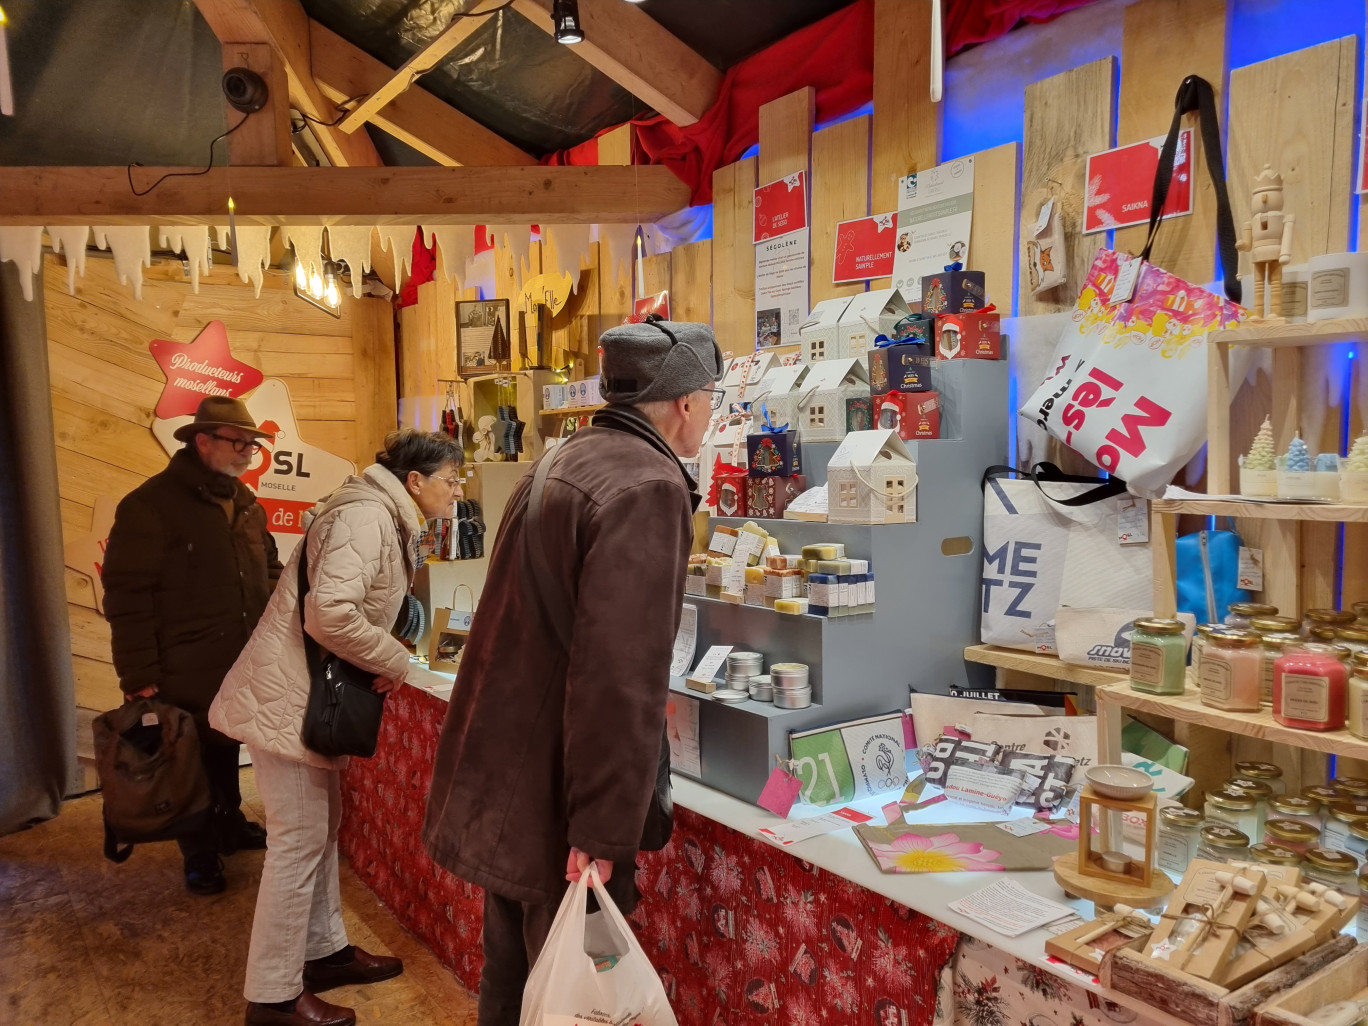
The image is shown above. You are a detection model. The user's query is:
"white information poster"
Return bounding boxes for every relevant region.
[670,603,699,678]
[754,172,810,348]
[890,156,975,296]
[666,694,702,778]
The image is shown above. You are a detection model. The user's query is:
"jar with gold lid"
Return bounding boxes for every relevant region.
[1205,788,1261,839]
[1304,608,1357,638]
[1129,618,1188,695]
[1304,847,1360,895]
[1321,799,1368,851]
[1303,786,1341,825]
[1354,600,1368,626]
[1264,818,1320,854]
[1200,630,1262,711]
[1336,625,1368,659]
[1249,842,1304,868]
[1226,602,1279,629]
[1273,643,1349,731]
[1309,625,1340,643]
[1251,615,1302,636]
[1192,623,1223,679]
[1346,821,1368,862]
[1358,867,1368,936]
[1267,794,1321,828]
[1351,664,1368,740]
[1198,824,1250,862]
[1258,632,1303,707]
[1156,806,1204,877]
[1335,779,1368,798]
[1227,777,1273,834]
[1236,761,1286,794]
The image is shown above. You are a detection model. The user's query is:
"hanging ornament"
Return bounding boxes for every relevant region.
[92,226,152,300]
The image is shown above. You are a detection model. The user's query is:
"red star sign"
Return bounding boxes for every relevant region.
[148,320,263,420]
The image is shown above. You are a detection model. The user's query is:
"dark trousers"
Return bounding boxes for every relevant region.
[477,868,639,1026]
[176,736,244,861]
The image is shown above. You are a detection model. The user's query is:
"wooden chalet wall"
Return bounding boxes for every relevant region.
[48,252,395,749]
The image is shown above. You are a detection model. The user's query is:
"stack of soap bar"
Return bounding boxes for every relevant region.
[744,566,766,584]
[774,598,809,615]
[766,554,801,570]
[764,568,804,606]
[685,564,707,596]
[734,521,770,566]
[807,573,836,617]
[745,581,766,606]
[708,526,739,557]
[801,543,846,561]
[817,558,851,575]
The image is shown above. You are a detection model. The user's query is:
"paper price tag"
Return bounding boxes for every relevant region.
[1110,255,1141,305]
[731,530,766,564]
[1238,546,1264,591]
[996,817,1052,838]
[1117,498,1149,544]
[1033,197,1055,237]
[141,712,159,727]
[757,766,803,818]
[688,645,732,686]
[447,610,473,631]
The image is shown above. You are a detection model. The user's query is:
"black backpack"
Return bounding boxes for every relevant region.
[93,699,212,862]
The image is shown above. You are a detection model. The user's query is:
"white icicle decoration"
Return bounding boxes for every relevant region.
[280,225,326,282]
[214,226,232,250]
[596,223,638,296]
[542,224,592,292]
[229,225,273,297]
[47,225,90,295]
[422,225,476,290]
[92,226,152,300]
[157,226,213,293]
[377,226,417,291]
[326,226,375,298]
[0,226,43,301]
[488,224,531,290]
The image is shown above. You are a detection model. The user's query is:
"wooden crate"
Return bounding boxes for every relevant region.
[1255,944,1368,1026]
[1102,933,1355,1026]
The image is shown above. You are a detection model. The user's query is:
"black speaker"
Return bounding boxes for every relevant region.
[222,68,269,114]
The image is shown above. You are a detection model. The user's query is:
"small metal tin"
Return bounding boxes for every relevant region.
[773,687,811,709]
[712,688,751,704]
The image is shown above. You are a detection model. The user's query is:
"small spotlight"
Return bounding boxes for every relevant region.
[553,0,583,43]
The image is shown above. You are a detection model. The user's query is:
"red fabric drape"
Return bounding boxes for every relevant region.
[541,0,1098,206]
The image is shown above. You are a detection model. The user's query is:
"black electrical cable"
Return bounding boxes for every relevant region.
[126,113,250,197]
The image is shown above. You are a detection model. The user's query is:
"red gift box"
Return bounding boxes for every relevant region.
[935,310,1001,360]
[713,470,749,517]
[746,475,808,519]
[873,391,940,440]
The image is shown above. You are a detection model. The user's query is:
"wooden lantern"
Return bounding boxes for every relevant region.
[1078,785,1157,888]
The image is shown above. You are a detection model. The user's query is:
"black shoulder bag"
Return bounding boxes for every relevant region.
[298,533,386,758]
[523,440,674,852]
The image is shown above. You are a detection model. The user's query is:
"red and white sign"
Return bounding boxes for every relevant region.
[632,290,670,320]
[149,320,262,418]
[753,172,808,242]
[1083,129,1193,235]
[833,212,896,283]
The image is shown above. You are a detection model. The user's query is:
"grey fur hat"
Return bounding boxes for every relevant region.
[598,316,724,405]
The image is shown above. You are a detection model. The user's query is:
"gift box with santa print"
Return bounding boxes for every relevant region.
[746,475,808,519]
[873,391,940,440]
[935,309,1001,360]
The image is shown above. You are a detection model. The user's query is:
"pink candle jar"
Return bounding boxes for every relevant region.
[1274,643,1348,731]
[1199,629,1263,712]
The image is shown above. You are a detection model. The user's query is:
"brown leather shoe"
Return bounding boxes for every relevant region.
[244,991,355,1026]
[303,945,404,992]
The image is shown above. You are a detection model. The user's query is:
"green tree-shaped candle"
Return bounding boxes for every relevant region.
[1243,416,1275,471]
[1347,433,1368,473]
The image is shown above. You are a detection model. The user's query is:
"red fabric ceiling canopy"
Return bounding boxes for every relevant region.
[543,0,1097,205]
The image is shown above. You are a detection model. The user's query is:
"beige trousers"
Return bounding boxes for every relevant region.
[243,747,349,1003]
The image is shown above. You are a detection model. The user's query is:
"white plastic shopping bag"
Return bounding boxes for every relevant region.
[520,866,678,1026]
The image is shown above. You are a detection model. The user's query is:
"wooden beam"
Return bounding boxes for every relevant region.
[308,21,535,168]
[221,43,292,165]
[192,0,382,168]
[511,0,721,127]
[335,0,508,135]
[0,165,692,226]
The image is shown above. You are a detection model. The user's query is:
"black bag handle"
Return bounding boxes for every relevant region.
[983,462,1130,507]
[1141,74,1241,305]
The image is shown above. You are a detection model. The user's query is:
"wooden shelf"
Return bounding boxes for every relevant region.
[1209,316,1368,349]
[1095,683,1368,761]
[539,404,604,418]
[963,645,1127,687]
[1153,498,1368,522]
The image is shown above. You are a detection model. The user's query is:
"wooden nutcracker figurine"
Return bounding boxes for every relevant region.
[1236,164,1295,319]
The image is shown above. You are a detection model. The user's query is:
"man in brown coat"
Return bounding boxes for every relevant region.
[422,317,723,1025]
[103,396,281,895]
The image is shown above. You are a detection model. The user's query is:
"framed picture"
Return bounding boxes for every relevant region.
[456,298,511,377]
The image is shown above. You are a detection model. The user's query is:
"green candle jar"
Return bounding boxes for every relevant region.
[1130,618,1188,695]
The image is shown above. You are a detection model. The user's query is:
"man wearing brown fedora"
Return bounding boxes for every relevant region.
[103,396,283,895]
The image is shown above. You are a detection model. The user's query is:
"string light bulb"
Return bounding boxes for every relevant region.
[294,260,307,290]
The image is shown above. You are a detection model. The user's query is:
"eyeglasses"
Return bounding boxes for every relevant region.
[207,433,265,454]
[428,473,462,489]
[707,388,725,412]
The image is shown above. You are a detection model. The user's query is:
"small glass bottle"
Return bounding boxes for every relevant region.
[1197,823,1251,862]
[1205,788,1261,839]
[1226,602,1279,629]
[1257,632,1302,707]
[1249,842,1304,869]
[1235,760,1286,795]
[1274,644,1349,731]
[1321,799,1368,851]
[1302,786,1342,826]
[1192,623,1223,679]
[1129,618,1188,695]
[1200,630,1263,711]
[1350,665,1368,740]
[1263,818,1320,854]
[1303,847,1360,895]
[1336,626,1368,660]
[1303,608,1357,639]
[1266,794,1321,829]
[1156,806,1204,877]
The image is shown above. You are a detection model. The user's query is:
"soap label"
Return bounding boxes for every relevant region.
[1282,673,1330,723]
[1281,279,1308,318]
[1200,659,1233,702]
[1129,641,1165,688]
[1324,817,1351,851]
[1311,268,1349,309]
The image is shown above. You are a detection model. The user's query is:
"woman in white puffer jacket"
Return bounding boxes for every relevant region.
[211,429,463,1026]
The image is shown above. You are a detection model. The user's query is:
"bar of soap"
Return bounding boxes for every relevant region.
[801,544,840,561]
[847,559,870,575]
[745,566,766,584]
[774,598,808,615]
[766,554,801,570]
[817,559,851,575]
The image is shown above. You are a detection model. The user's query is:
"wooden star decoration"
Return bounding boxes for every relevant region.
[64,495,118,614]
[148,319,263,420]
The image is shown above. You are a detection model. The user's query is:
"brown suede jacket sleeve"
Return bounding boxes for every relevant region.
[562,478,691,864]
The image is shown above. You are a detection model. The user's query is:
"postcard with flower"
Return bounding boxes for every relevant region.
[854,823,1075,874]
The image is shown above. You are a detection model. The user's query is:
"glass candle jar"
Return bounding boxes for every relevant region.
[1355,600,1368,627]
[1263,818,1320,854]
[1336,626,1368,660]
[1197,824,1251,863]
[1226,602,1279,629]
[1258,632,1303,707]
[1130,618,1188,695]
[1351,667,1368,740]
[1274,644,1348,731]
[1192,623,1223,678]
[1250,615,1303,636]
[1250,842,1304,868]
[1347,821,1368,862]
[1309,625,1341,643]
[1236,761,1286,795]
[1304,608,1357,638]
[1321,800,1368,852]
[1226,778,1273,835]
[1205,788,1261,839]
[1302,786,1341,826]
[1200,629,1263,711]
[1303,847,1360,895]
[1266,794,1321,829]
[1335,779,1368,799]
[1358,868,1368,938]
[1156,806,1204,877]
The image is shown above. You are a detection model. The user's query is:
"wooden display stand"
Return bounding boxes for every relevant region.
[1255,944,1368,1026]
[1053,851,1175,910]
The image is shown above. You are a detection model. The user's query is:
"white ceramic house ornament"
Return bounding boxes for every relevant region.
[799,296,853,364]
[720,351,779,414]
[747,363,810,431]
[837,288,914,362]
[826,429,917,525]
[768,357,871,444]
